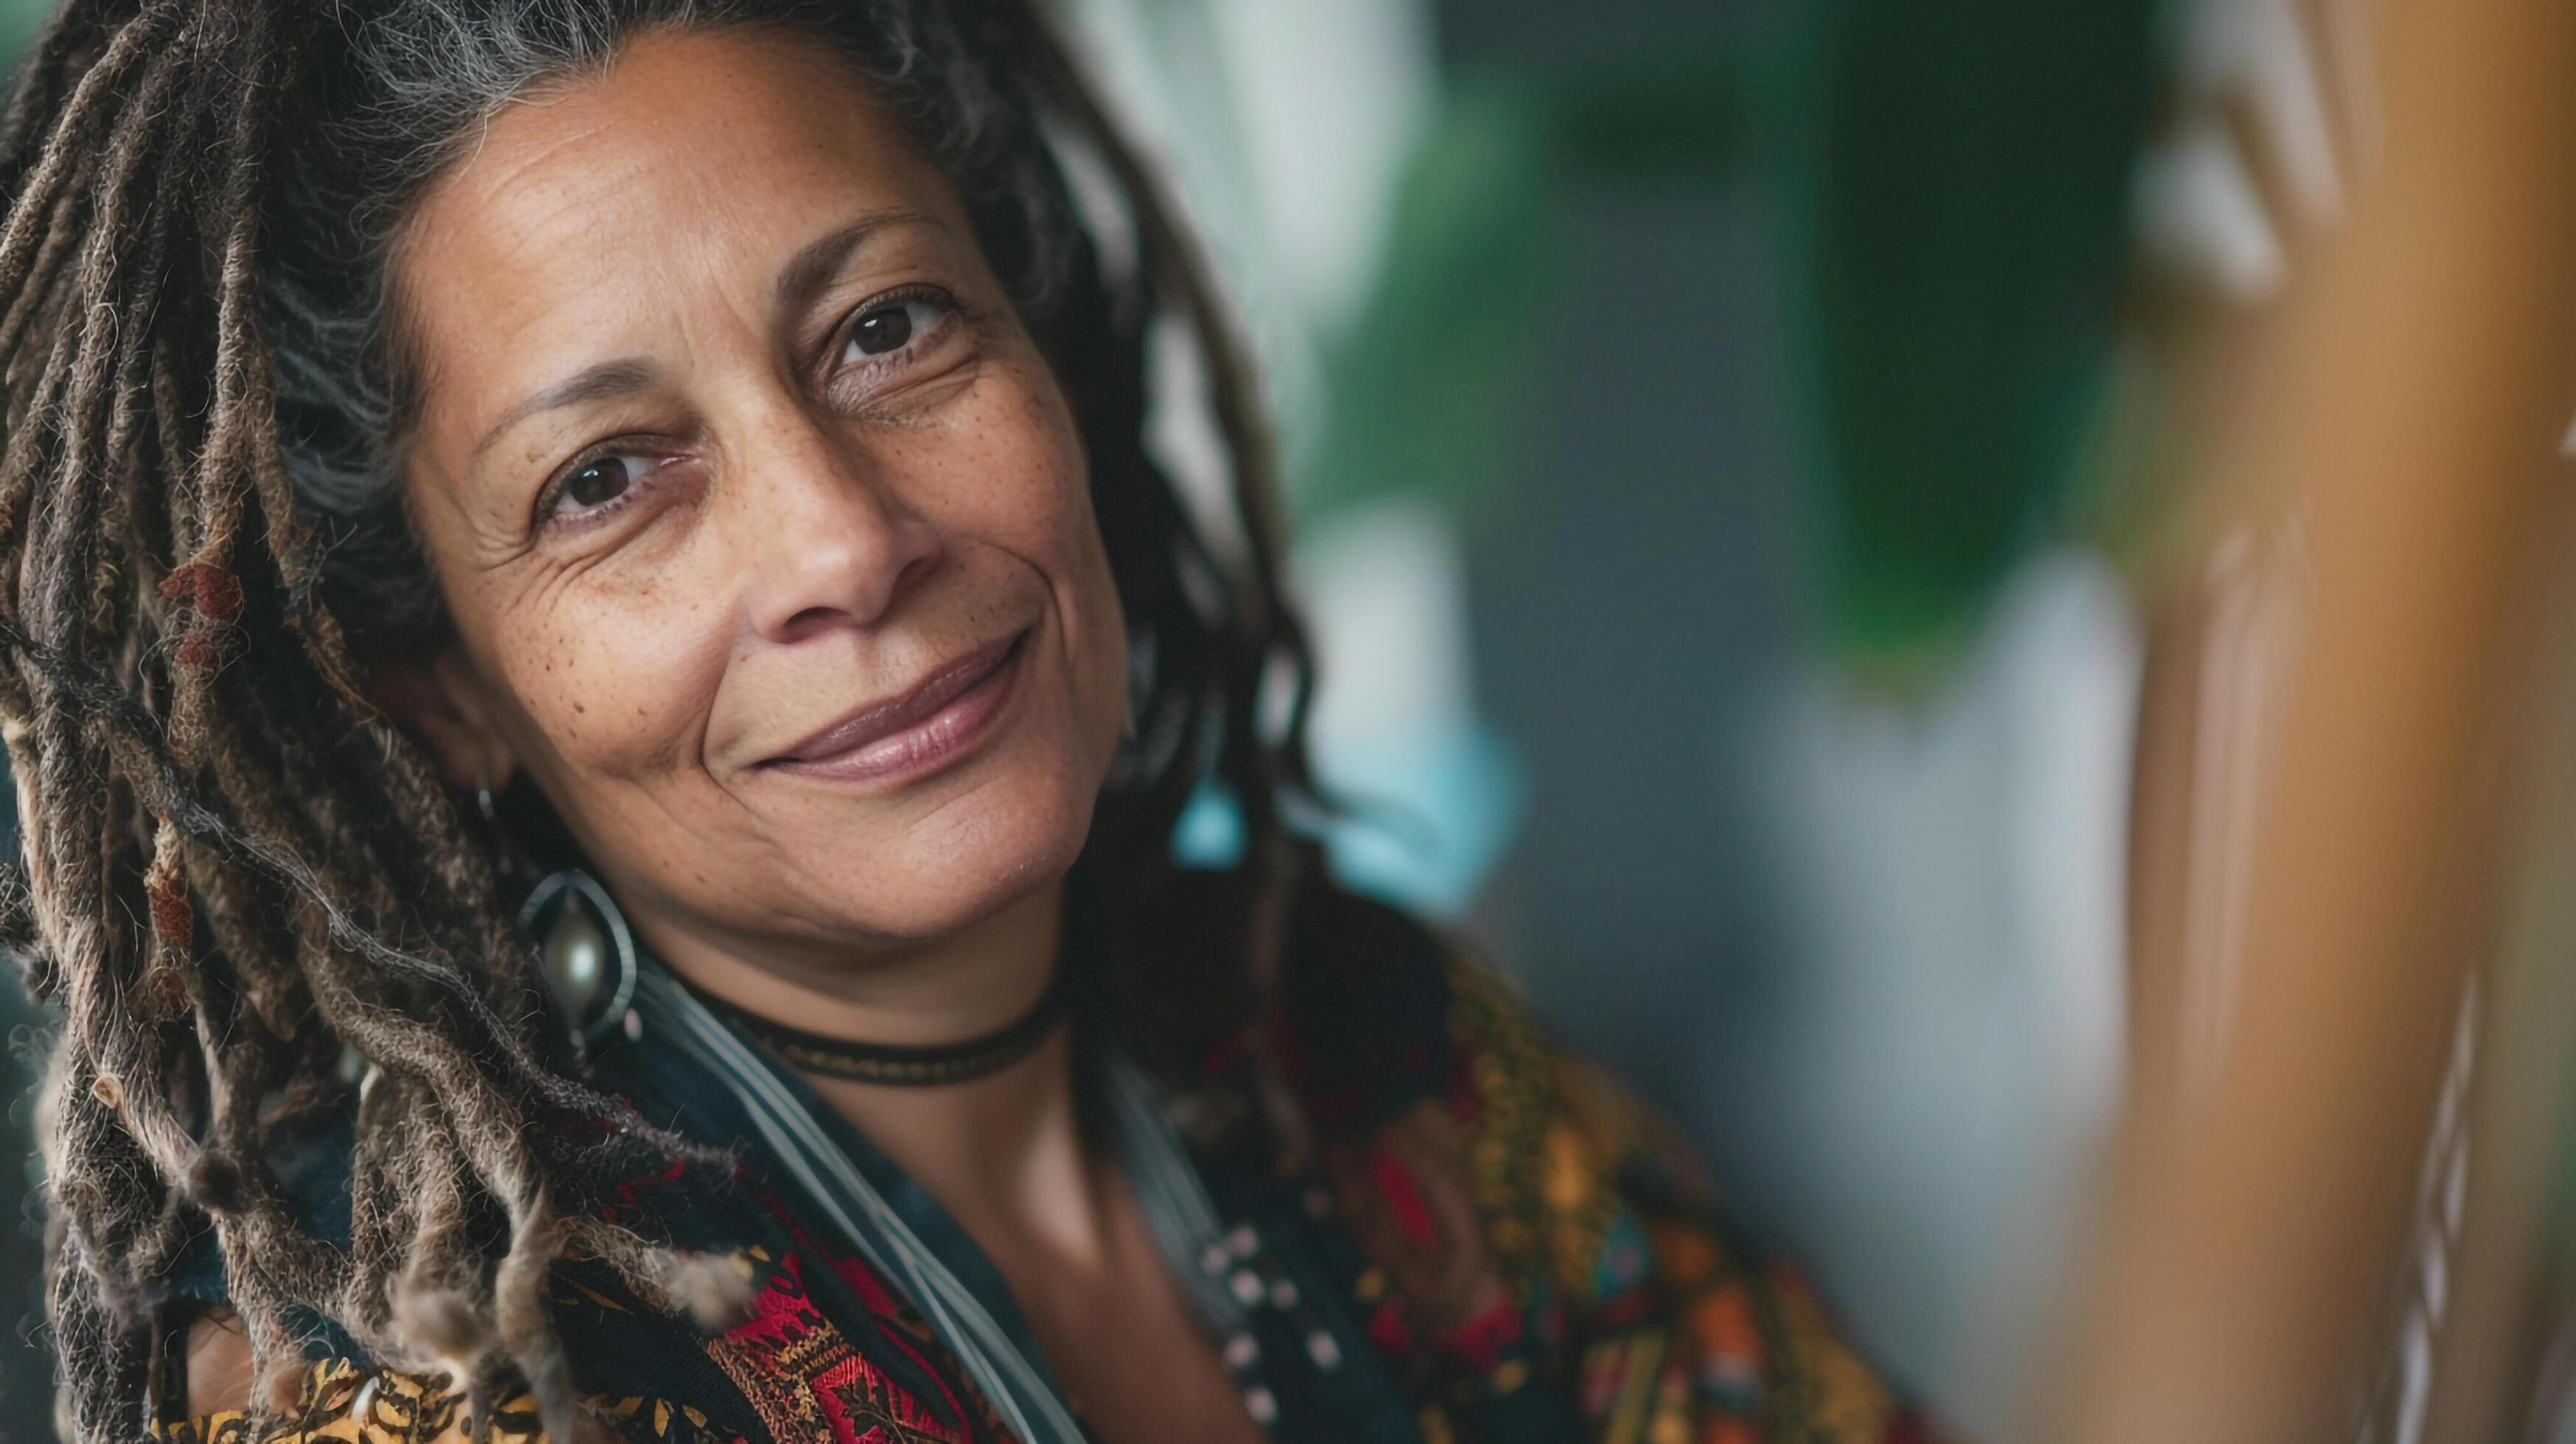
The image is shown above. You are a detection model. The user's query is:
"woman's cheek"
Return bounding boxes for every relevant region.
[502,590,722,780]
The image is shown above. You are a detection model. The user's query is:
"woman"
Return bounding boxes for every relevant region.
[0,0,1926,1440]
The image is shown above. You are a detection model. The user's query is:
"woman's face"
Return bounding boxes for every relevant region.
[389,27,1129,964]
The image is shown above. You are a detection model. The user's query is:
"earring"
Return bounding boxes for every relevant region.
[516,869,639,1047]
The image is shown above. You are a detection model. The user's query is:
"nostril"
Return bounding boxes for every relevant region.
[776,604,847,642]
[744,494,946,641]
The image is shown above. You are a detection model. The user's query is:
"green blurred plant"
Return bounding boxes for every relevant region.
[1291,47,1740,527]
[1781,0,2161,670]
[1298,2,2162,675]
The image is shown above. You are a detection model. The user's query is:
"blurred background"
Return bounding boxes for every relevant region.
[1062,0,2164,1432]
[7,0,2576,1439]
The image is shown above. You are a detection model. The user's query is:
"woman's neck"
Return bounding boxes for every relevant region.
[635,877,1116,1264]
[642,879,1068,1046]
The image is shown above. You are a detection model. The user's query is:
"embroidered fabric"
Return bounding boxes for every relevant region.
[157,881,1935,1444]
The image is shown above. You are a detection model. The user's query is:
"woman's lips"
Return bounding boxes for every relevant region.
[763,630,1028,782]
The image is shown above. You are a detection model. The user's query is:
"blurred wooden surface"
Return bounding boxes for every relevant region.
[2055,0,2576,1433]
[2418,494,2576,1440]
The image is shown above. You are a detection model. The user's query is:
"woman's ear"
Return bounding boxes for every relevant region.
[371,648,520,791]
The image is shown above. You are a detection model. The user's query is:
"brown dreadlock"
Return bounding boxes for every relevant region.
[0,0,1326,1438]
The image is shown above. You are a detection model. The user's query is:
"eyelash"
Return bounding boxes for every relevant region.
[531,444,685,535]
[529,285,965,536]
[821,283,961,400]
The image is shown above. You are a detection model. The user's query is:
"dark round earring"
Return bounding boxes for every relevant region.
[516,869,639,1048]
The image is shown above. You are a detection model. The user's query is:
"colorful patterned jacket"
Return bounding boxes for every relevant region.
[164,879,1936,1444]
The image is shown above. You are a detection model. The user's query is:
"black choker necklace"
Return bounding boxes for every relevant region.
[693,971,1069,1086]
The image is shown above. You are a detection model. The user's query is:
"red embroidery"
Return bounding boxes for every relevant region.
[1440,1300,1525,1375]
[705,1252,980,1444]
[1367,1149,1438,1249]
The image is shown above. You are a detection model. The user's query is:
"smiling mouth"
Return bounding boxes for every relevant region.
[762,629,1029,783]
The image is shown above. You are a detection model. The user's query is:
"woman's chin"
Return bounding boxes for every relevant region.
[764,765,1099,942]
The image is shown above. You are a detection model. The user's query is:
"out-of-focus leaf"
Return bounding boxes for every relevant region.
[1294,52,1740,525]
[1547,42,1740,183]
[1292,80,1561,524]
[1306,9,2156,678]
[1780,0,2161,667]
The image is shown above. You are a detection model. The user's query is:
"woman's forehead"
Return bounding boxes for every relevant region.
[394,27,976,456]
[413,27,952,283]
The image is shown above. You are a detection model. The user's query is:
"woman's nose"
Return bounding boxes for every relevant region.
[736,416,945,642]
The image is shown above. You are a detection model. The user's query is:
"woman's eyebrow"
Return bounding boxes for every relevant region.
[472,357,662,462]
[468,212,942,463]
[773,209,939,323]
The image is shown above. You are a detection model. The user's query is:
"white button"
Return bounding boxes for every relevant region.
[1308,1331,1342,1369]
[1230,1270,1264,1305]
[1243,1387,1278,1424]
[1224,1335,1259,1369]
[1201,1244,1231,1275]
[1226,1224,1259,1258]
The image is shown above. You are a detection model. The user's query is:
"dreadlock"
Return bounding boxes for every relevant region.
[0,0,1326,1437]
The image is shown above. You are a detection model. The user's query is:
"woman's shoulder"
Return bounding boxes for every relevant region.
[1263,876,1941,1441]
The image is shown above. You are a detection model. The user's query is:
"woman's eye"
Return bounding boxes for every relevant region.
[548,450,661,521]
[843,295,945,362]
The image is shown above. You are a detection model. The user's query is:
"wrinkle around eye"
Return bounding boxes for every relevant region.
[407,455,556,578]
[819,294,975,407]
[828,365,981,427]
[531,460,713,576]
[538,448,687,532]
[825,332,984,423]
